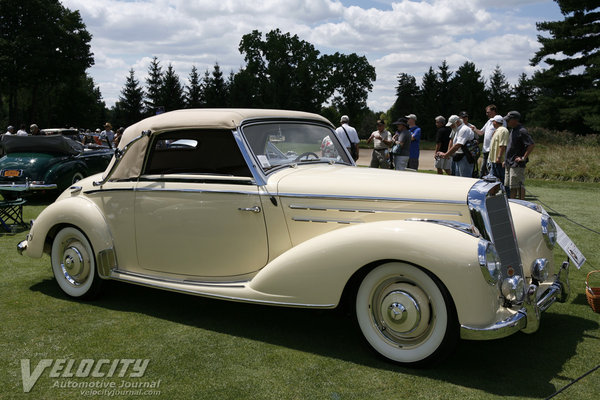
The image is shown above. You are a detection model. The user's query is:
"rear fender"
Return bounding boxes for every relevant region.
[249,219,500,326]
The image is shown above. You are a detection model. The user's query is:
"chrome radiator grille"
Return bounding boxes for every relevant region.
[468,181,523,278]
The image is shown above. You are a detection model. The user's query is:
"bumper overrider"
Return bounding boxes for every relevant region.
[460,260,570,340]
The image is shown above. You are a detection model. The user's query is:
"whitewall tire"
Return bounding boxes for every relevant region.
[51,227,102,299]
[355,262,457,365]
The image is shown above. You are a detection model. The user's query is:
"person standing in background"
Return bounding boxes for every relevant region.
[335,115,360,161]
[367,119,393,169]
[487,115,509,182]
[391,118,411,170]
[504,111,534,200]
[474,105,505,177]
[406,114,421,170]
[433,116,452,175]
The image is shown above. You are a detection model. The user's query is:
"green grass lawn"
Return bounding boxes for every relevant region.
[1,181,599,400]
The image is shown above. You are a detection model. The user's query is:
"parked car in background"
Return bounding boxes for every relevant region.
[0,134,113,199]
[40,128,83,142]
[16,109,579,365]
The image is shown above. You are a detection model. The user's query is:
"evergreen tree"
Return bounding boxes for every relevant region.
[451,61,487,126]
[437,60,454,116]
[487,65,511,113]
[116,68,144,127]
[530,0,600,132]
[511,73,535,121]
[390,73,420,125]
[161,63,184,112]
[418,66,440,140]
[145,56,163,115]
[185,66,203,108]
[204,63,228,107]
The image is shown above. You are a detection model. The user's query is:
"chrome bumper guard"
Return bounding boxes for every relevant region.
[460,260,570,340]
[17,240,28,255]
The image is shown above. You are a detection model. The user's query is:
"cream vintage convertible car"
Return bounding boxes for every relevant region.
[17,109,576,365]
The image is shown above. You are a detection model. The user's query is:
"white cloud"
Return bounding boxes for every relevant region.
[61,0,561,111]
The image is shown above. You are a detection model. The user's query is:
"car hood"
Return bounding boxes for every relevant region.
[273,164,477,203]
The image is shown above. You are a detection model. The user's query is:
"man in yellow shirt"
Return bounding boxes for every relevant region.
[487,115,509,182]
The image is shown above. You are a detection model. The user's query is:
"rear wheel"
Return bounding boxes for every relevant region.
[355,262,458,365]
[71,171,85,184]
[51,227,102,299]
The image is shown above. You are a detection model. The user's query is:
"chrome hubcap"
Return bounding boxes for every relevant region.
[371,281,433,347]
[60,241,90,286]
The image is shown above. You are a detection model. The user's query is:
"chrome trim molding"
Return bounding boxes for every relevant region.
[292,217,363,224]
[134,187,260,196]
[281,192,464,204]
[408,219,480,237]
[290,204,463,216]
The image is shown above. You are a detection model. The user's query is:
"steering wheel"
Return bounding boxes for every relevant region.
[294,152,319,161]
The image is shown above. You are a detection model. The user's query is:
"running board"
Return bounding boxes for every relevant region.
[109,269,335,309]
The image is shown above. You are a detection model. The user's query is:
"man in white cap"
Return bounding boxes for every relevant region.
[335,115,360,161]
[487,115,509,182]
[5,126,14,135]
[437,115,475,177]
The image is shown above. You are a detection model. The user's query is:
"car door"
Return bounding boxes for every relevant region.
[133,130,268,278]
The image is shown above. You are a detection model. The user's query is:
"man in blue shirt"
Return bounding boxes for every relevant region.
[406,114,421,170]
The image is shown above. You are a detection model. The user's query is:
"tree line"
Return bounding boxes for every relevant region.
[113,29,376,131]
[1,0,598,139]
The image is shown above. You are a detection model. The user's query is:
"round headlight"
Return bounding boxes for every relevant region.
[541,214,557,249]
[478,240,501,285]
[501,275,525,303]
[531,258,549,283]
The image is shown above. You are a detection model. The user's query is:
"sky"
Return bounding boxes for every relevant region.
[60,0,565,113]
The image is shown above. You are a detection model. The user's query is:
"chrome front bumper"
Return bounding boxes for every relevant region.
[460,260,570,340]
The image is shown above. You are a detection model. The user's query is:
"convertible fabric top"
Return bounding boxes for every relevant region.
[106,108,333,181]
[1,135,83,155]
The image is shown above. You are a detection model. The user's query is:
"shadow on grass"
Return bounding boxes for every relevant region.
[31,278,598,398]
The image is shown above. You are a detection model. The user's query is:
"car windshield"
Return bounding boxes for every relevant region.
[242,122,352,172]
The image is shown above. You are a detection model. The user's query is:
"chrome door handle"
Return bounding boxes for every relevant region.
[238,206,261,213]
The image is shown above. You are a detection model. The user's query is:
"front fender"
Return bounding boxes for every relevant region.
[23,196,114,274]
[249,219,501,327]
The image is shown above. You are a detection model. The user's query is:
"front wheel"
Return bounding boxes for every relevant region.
[355,262,458,366]
[51,227,102,299]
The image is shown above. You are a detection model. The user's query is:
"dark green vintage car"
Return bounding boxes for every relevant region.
[0,134,113,199]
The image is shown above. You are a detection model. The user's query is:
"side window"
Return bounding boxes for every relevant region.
[143,130,252,177]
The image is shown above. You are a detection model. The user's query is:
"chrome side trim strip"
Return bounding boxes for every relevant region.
[280,193,464,204]
[109,270,335,308]
[112,269,248,287]
[134,187,260,196]
[292,217,363,224]
[289,204,462,216]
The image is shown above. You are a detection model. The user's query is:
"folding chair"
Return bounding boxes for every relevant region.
[0,198,27,232]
